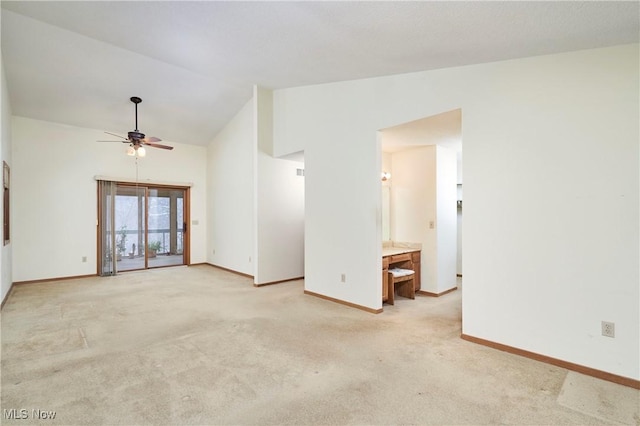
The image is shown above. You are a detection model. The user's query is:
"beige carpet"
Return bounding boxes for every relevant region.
[1,265,638,425]
[558,371,640,425]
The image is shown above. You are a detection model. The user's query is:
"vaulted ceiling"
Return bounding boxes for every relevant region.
[2,1,638,146]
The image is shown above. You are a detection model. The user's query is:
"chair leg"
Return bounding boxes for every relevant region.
[396,277,415,299]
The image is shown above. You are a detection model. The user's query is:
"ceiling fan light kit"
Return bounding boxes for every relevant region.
[98,96,174,156]
[127,145,145,157]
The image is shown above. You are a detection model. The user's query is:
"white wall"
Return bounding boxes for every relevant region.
[457,152,463,276]
[381,152,391,241]
[207,100,255,276]
[381,152,392,178]
[390,145,456,293]
[207,90,305,284]
[1,58,13,302]
[254,87,305,284]
[11,117,207,282]
[456,185,462,276]
[308,125,381,308]
[436,146,457,292]
[391,146,437,290]
[273,44,639,380]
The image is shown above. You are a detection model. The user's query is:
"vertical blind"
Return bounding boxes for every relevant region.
[98,180,117,276]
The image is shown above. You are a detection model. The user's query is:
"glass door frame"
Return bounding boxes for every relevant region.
[97,181,190,274]
[145,186,189,270]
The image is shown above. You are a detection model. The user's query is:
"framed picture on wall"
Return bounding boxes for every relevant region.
[3,161,9,189]
[3,161,9,245]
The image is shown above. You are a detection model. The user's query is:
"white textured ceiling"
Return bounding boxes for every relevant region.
[1,1,638,146]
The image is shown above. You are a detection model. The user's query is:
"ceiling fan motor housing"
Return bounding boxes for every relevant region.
[128,131,145,141]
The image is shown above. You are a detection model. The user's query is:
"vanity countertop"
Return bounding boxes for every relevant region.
[382,247,421,257]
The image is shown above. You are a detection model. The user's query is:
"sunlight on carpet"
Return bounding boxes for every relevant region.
[557,371,640,425]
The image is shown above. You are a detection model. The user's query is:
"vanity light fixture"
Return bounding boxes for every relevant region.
[381,171,391,181]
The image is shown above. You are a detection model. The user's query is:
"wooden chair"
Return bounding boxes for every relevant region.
[387,268,415,304]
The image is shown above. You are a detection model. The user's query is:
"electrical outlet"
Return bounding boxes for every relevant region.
[601,321,615,338]
[429,220,435,229]
[82,256,87,263]
[341,273,346,283]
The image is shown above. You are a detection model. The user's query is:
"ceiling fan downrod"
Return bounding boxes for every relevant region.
[130,96,142,132]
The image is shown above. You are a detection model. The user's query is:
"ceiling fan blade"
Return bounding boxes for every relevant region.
[97,140,128,143]
[104,131,127,140]
[143,136,162,143]
[143,142,174,150]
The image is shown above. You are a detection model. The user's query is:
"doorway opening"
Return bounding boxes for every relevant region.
[378,108,462,300]
[98,181,190,275]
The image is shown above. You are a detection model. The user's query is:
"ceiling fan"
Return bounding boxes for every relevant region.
[98,97,173,156]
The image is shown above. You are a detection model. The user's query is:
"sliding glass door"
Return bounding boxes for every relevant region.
[98,181,188,275]
[147,188,185,268]
[115,185,146,272]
